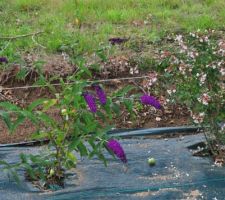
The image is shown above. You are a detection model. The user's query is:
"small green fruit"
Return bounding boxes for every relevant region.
[148,157,156,166]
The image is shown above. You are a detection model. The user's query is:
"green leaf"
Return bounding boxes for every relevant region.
[102,100,113,120]
[11,114,26,132]
[96,111,106,121]
[96,48,107,62]
[97,153,107,167]
[0,111,12,130]
[15,67,28,81]
[43,99,58,111]
[67,152,77,163]
[0,102,21,111]
[77,142,88,156]
[10,170,20,184]
[68,138,81,151]
[31,131,49,140]
[81,111,94,124]
[55,131,65,145]
[36,112,55,126]
[21,110,38,124]
[20,153,28,163]
[65,160,76,169]
[124,99,133,113]
[0,160,11,168]
[75,59,92,78]
[27,98,47,111]
[0,160,21,184]
[112,85,134,97]
[111,103,120,116]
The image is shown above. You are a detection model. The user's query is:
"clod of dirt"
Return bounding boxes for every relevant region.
[24,53,76,78]
[0,53,76,86]
[96,55,137,79]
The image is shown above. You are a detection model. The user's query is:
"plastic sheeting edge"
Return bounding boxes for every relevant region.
[0,126,201,148]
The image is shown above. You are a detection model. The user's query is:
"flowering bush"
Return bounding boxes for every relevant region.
[159,30,225,152]
[0,62,161,188]
[0,81,122,187]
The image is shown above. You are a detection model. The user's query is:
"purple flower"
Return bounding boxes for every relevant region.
[93,84,107,105]
[83,92,97,113]
[0,57,8,64]
[109,37,129,45]
[140,94,161,109]
[106,139,127,163]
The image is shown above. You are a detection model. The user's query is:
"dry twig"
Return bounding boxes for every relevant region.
[0,31,44,40]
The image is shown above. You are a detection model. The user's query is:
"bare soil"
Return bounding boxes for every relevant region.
[0,53,191,144]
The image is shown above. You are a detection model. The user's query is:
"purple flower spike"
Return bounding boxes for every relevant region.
[109,37,129,45]
[0,57,8,64]
[140,94,161,109]
[107,139,127,163]
[93,84,107,105]
[83,92,97,113]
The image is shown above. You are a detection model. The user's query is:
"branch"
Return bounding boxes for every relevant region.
[0,31,44,40]
[131,80,147,94]
[32,34,46,49]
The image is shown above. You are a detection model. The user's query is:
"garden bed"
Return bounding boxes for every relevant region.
[0,1,224,199]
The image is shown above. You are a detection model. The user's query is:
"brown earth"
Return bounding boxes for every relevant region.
[0,53,191,144]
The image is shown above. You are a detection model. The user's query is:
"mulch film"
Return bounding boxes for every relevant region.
[0,133,225,200]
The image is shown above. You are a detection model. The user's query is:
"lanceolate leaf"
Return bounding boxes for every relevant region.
[0,102,21,111]
[77,141,88,156]
[36,112,55,126]
[21,110,38,124]
[27,98,47,111]
[68,138,81,151]
[43,99,58,111]
[124,99,133,113]
[0,111,12,130]
[111,103,120,116]
[112,85,134,98]
[11,114,26,132]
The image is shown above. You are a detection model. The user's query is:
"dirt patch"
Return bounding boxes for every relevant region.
[0,52,191,144]
[0,53,76,86]
[0,108,61,144]
[0,102,190,144]
[90,55,136,79]
[138,166,183,182]
[132,188,181,198]
[183,189,203,200]
[0,119,36,144]
[24,53,76,78]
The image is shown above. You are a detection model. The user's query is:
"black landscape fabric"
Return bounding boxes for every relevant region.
[1,133,225,200]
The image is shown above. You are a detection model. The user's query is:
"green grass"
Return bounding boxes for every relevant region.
[0,0,224,60]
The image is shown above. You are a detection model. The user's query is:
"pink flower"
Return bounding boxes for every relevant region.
[197,93,210,105]
[191,112,205,124]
